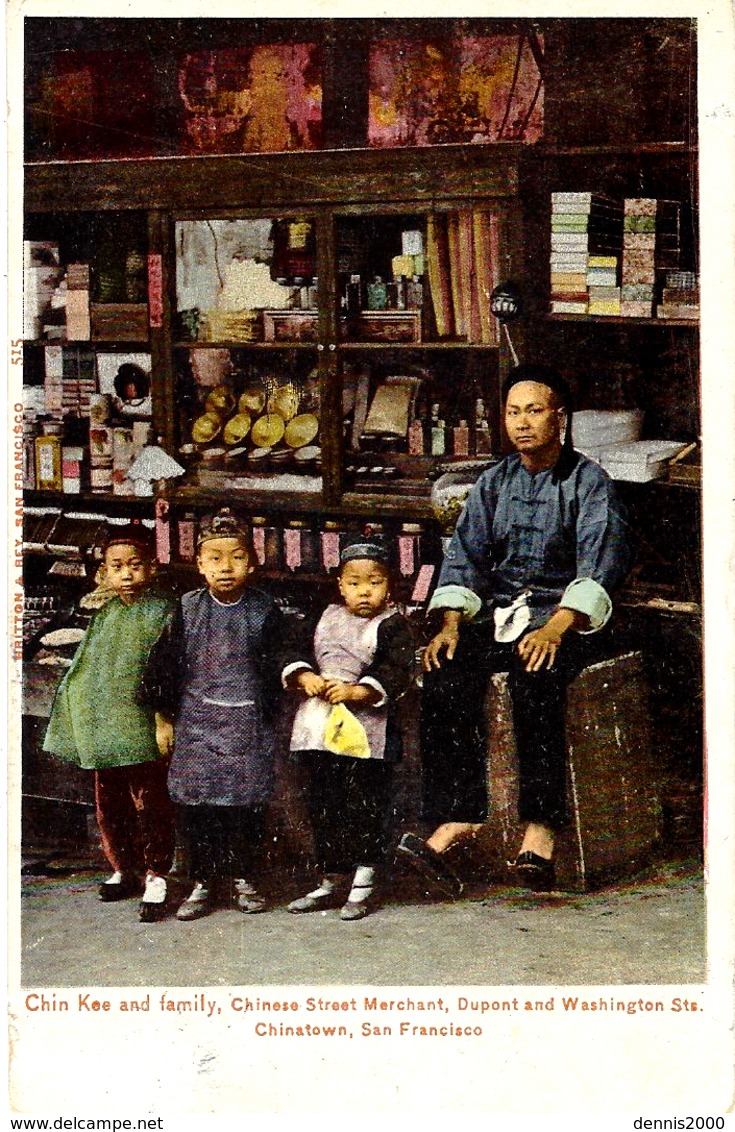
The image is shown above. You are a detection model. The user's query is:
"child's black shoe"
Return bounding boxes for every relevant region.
[98,872,141,902]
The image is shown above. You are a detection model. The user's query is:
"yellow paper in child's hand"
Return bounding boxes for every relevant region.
[324,703,371,758]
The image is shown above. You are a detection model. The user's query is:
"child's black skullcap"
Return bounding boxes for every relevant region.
[197,507,250,548]
[339,534,390,565]
[103,521,154,557]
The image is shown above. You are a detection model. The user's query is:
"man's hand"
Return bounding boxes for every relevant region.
[296,670,328,697]
[422,611,462,671]
[155,713,175,757]
[517,608,588,672]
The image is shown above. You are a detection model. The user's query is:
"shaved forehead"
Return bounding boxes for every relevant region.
[505,381,562,410]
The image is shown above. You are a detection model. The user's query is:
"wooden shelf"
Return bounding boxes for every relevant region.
[339,491,434,519]
[533,142,696,158]
[546,314,698,328]
[175,336,501,352]
[173,341,317,350]
[168,484,324,513]
[339,341,500,351]
[25,145,522,213]
[25,490,154,510]
[165,483,435,520]
[619,594,701,618]
[174,340,502,351]
[23,340,151,349]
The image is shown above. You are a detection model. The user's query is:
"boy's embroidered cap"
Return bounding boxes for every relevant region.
[103,522,154,557]
[197,507,250,547]
[339,536,390,565]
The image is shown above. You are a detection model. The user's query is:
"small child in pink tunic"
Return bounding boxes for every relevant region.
[282,537,414,921]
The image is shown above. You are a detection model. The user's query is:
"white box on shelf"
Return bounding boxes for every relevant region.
[597,440,689,482]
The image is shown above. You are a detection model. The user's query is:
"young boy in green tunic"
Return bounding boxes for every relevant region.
[43,524,176,923]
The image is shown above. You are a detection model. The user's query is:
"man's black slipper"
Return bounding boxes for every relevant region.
[513,851,556,892]
[396,832,464,899]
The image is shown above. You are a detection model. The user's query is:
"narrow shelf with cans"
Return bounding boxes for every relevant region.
[157,505,443,607]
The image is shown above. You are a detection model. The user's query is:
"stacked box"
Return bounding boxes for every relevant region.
[88,393,113,493]
[61,446,85,494]
[112,426,135,496]
[89,430,114,492]
[89,304,149,341]
[43,346,65,421]
[621,199,656,317]
[654,200,683,272]
[24,242,61,340]
[61,347,97,418]
[66,263,91,341]
[658,270,699,320]
[550,192,623,315]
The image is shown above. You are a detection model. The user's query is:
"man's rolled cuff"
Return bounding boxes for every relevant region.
[427,584,482,620]
[559,578,612,632]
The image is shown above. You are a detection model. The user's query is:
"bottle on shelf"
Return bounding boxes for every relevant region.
[367,277,388,311]
[272,218,316,284]
[475,399,493,455]
[452,419,470,457]
[34,420,64,492]
[407,416,425,456]
[430,404,446,456]
[406,275,424,310]
[346,275,364,314]
[250,516,268,567]
[297,520,321,573]
[155,498,171,565]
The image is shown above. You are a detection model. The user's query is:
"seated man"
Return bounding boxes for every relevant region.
[399,364,633,893]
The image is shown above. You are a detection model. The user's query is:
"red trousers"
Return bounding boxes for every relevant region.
[94,760,174,877]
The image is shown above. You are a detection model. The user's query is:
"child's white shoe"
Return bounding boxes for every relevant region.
[139,875,168,923]
[176,881,212,922]
[233,879,267,914]
[287,878,339,914]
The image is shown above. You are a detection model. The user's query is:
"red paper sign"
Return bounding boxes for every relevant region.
[148,254,163,328]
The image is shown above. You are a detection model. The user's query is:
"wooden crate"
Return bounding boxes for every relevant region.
[355,311,422,343]
[89,303,149,341]
[473,651,662,891]
[263,310,318,342]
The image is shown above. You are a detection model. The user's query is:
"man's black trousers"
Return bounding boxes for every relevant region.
[419,620,603,832]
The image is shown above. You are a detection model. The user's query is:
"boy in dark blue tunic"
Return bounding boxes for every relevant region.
[141,508,286,921]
